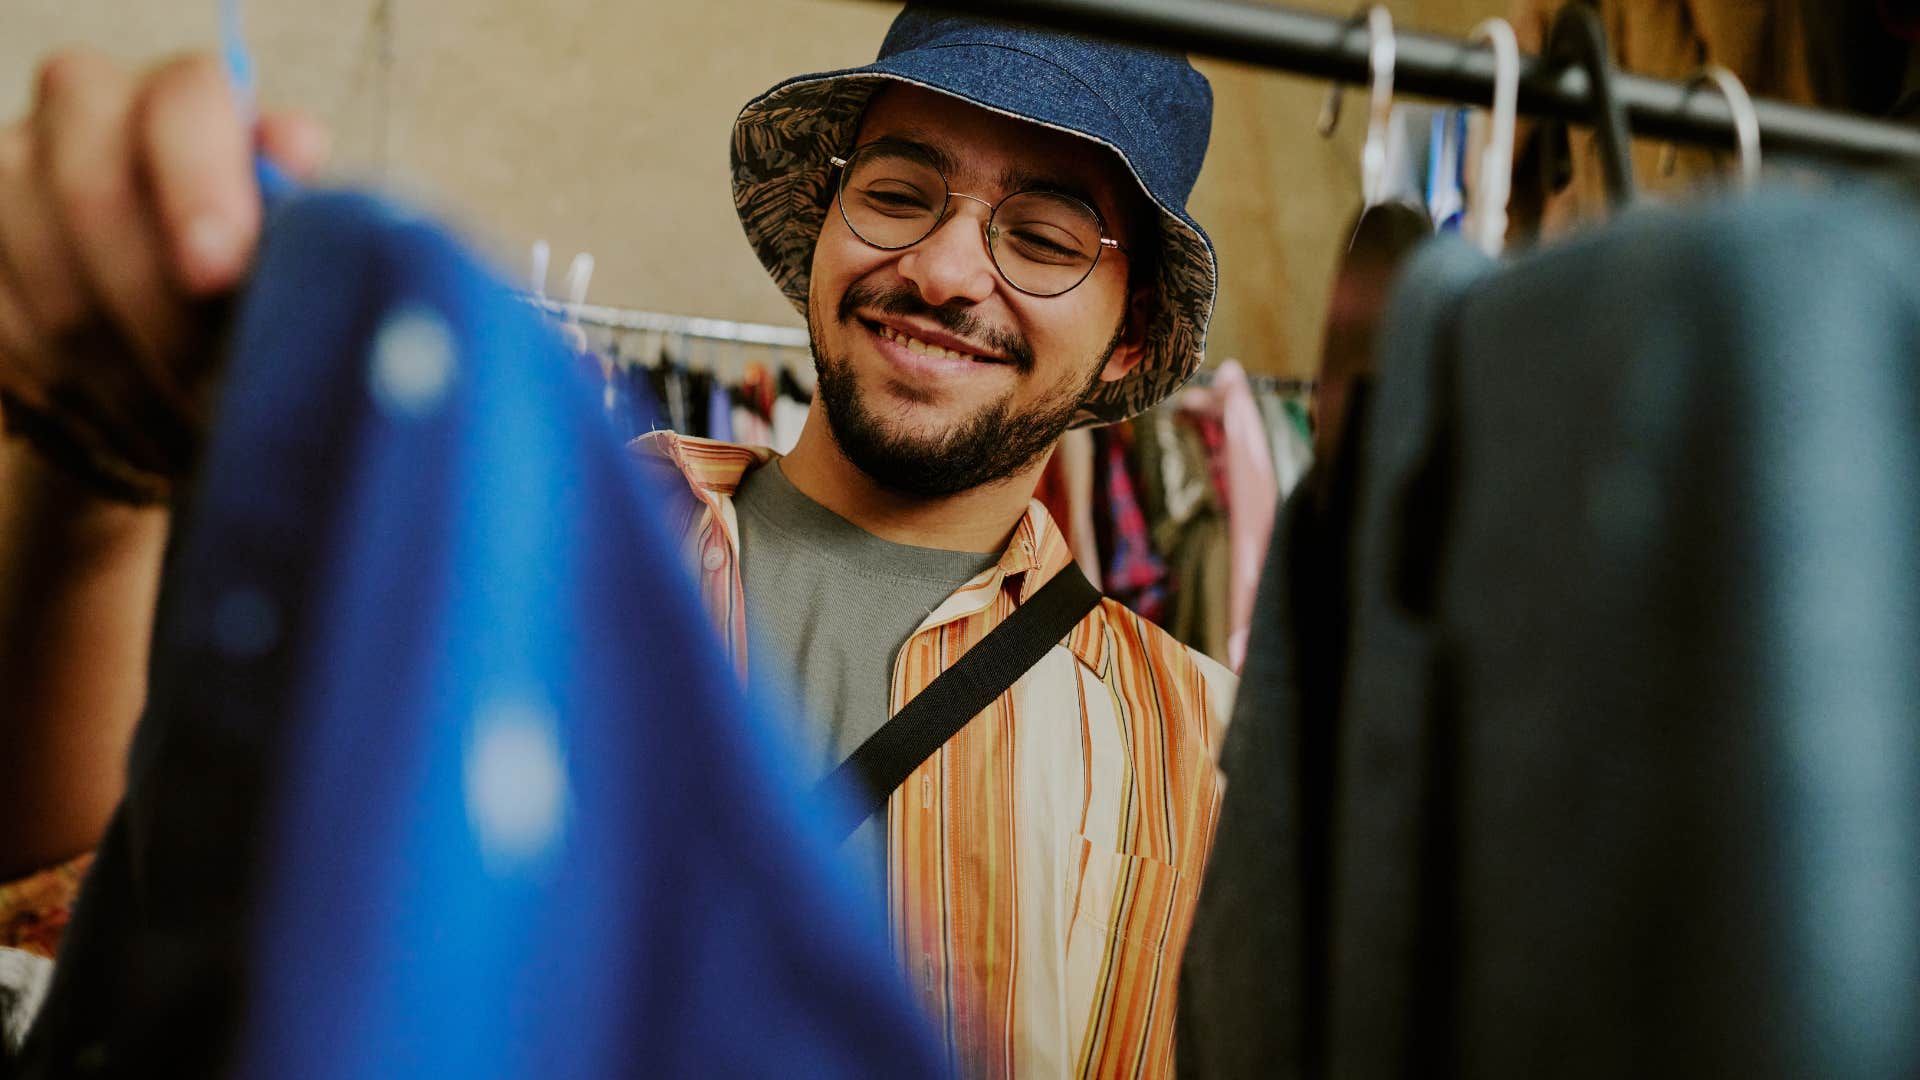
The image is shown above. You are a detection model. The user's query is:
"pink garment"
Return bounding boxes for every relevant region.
[731,405,773,450]
[1208,361,1279,672]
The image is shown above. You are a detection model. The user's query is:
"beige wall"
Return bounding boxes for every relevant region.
[2,0,1505,379]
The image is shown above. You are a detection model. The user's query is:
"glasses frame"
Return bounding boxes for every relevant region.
[829,144,1128,299]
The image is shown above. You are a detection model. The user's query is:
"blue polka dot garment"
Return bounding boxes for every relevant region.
[140,190,937,1079]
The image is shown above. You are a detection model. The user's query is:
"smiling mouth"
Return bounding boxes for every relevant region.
[863,320,1002,364]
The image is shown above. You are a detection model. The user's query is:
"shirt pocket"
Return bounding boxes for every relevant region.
[1068,834,1184,954]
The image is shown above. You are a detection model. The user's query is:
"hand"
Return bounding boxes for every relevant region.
[0,50,328,501]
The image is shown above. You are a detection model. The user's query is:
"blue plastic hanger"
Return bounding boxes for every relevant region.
[219,0,295,202]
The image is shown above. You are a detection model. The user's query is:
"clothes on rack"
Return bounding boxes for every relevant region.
[706,377,735,443]
[547,310,816,452]
[1058,428,1104,589]
[1160,410,1234,665]
[1427,108,1470,233]
[1184,186,1920,1079]
[732,363,777,449]
[5,190,943,1079]
[1208,360,1280,671]
[1026,368,1312,671]
[772,395,810,455]
[1094,420,1168,624]
[769,368,813,453]
[1257,390,1314,496]
[649,360,696,436]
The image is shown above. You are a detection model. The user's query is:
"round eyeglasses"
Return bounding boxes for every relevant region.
[829,143,1127,298]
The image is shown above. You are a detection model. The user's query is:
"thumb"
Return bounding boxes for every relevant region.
[256,108,330,180]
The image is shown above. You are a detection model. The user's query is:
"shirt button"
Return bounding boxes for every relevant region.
[702,549,726,571]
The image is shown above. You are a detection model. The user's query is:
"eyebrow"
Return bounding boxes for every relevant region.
[865,131,1116,229]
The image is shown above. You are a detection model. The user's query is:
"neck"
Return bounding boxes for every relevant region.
[778,398,1043,554]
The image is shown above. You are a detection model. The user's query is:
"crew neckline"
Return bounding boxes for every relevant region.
[733,460,1001,585]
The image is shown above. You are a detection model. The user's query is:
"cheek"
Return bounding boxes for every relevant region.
[1017,290,1126,371]
[811,202,891,299]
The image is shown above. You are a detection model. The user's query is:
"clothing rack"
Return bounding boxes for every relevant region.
[534,299,1314,392]
[530,298,813,350]
[899,0,1920,168]
[1186,369,1317,395]
[1248,373,1314,395]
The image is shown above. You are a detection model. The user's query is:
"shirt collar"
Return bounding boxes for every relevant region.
[631,431,775,505]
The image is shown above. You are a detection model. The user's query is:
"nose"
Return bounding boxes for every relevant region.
[896,192,999,307]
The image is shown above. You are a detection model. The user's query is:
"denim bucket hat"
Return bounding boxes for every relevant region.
[731,8,1216,427]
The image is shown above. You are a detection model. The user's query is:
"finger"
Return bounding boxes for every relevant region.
[257,108,330,180]
[138,54,259,296]
[0,131,58,405]
[0,271,50,403]
[33,49,193,370]
[0,122,95,344]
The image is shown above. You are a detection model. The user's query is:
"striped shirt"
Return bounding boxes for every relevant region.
[637,433,1235,1079]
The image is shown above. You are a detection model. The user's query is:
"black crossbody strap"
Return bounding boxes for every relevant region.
[817,563,1103,841]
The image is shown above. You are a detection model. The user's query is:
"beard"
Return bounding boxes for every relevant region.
[809,280,1122,498]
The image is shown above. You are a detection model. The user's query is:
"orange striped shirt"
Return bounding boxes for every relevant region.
[637,433,1235,1079]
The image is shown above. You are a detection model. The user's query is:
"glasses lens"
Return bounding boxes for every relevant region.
[990,192,1105,296]
[840,147,946,249]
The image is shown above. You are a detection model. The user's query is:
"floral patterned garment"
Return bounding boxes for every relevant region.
[0,854,92,960]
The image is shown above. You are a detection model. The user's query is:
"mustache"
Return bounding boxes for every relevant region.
[837,281,1036,374]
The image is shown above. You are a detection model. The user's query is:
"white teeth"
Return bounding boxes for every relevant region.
[879,325,975,363]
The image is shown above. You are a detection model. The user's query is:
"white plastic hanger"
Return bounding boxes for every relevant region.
[1318,6,1398,208]
[1466,18,1520,256]
[562,252,596,310]
[529,240,552,300]
[1660,65,1762,192]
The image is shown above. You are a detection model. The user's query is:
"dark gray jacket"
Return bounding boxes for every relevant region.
[1182,188,1920,1080]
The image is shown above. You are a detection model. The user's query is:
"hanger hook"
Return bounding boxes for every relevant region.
[563,252,596,309]
[1466,18,1520,256]
[1546,3,1635,206]
[1317,6,1397,206]
[529,239,551,301]
[1659,65,1762,191]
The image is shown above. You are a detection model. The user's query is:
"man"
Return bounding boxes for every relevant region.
[0,9,1233,1075]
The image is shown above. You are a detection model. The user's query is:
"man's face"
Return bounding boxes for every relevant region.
[806,85,1146,498]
